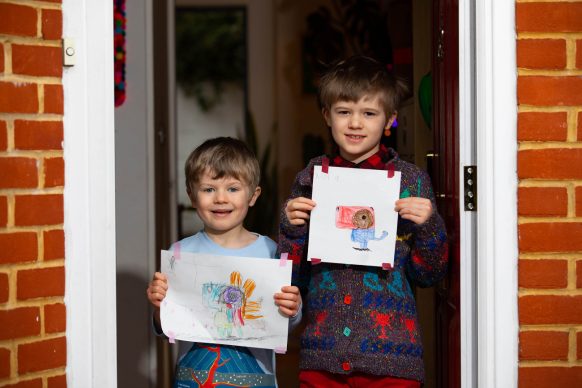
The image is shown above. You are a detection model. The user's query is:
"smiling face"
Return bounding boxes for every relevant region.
[323,94,396,164]
[189,170,260,237]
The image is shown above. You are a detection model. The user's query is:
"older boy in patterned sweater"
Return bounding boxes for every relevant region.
[278,56,448,387]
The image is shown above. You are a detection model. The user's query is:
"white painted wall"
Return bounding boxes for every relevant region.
[174,0,276,238]
[176,86,243,237]
[113,0,156,386]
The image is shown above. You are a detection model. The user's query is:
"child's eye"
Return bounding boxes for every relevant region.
[227,187,241,193]
[364,111,377,117]
[201,187,214,193]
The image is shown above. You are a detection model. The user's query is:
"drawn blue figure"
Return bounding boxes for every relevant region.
[350,208,388,251]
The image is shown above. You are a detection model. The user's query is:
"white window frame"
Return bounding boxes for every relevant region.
[63,0,117,387]
[62,0,518,386]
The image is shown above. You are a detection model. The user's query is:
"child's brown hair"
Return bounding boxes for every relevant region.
[318,55,409,115]
[184,137,260,197]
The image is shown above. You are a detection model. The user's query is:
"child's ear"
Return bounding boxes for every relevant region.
[187,188,197,209]
[385,111,398,129]
[384,111,398,136]
[322,108,332,127]
[248,186,262,207]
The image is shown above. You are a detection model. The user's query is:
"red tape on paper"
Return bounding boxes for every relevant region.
[311,258,322,265]
[321,158,329,173]
[382,262,392,270]
[387,163,395,178]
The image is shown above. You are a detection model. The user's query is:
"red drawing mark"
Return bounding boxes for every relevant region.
[335,206,375,229]
[190,346,249,388]
[404,318,417,343]
[314,311,328,336]
[371,311,393,339]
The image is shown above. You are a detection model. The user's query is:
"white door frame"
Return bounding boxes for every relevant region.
[63,0,117,387]
[473,0,519,387]
[459,0,478,385]
[62,0,518,386]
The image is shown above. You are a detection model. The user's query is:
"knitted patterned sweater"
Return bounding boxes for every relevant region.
[277,146,448,382]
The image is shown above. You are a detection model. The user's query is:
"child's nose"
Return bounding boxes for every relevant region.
[215,189,228,202]
[349,114,362,128]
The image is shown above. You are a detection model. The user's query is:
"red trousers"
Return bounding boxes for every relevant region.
[299,370,421,388]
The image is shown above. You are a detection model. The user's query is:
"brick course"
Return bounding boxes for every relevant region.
[0,307,41,340]
[17,337,66,374]
[17,267,65,300]
[517,1,582,384]
[519,331,569,361]
[0,4,37,37]
[518,259,568,289]
[517,39,566,69]
[0,2,65,385]
[0,0,66,388]
[517,112,567,142]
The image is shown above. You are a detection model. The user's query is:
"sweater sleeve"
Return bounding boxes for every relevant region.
[276,160,318,298]
[404,169,449,287]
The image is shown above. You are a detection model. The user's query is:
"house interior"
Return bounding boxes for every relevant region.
[113,1,447,387]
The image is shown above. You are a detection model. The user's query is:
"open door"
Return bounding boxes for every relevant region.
[431,0,460,387]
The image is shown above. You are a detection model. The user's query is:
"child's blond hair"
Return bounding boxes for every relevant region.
[185,137,260,197]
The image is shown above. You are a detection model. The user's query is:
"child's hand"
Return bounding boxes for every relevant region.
[285,197,316,225]
[274,286,302,317]
[395,197,433,225]
[147,272,168,308]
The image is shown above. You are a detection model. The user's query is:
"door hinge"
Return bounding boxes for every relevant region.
[464,166,477,211]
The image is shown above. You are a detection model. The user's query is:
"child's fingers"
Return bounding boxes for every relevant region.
[147,286,166,304]
[278,305,297,317]
[286,198,316,214]
[274,297,299,317]
[274,286,302,316]
[289,197,317,208]
[279,306,297,317]
[153,272,167,282]
[395,198,433,220]
[147,272,168,307]
[286,209,312,223]
[274,293,298,302]
[398,205,432,224]
[280,285,299,294]
[285,197,317,224]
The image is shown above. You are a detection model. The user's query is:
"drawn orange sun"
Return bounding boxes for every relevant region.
[228,271,263,320]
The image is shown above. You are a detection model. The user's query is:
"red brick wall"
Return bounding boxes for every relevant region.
[517,1,582,387]
[0,1,66,387]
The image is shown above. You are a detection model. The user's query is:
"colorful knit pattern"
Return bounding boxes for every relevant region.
[277,146,448,382]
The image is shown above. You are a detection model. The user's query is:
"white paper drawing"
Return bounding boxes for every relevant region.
[160,250,292,351]
[307,165,401,267]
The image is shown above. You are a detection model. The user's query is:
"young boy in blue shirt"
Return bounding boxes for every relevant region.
[147,137,302,388]
[278,56,448,387]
